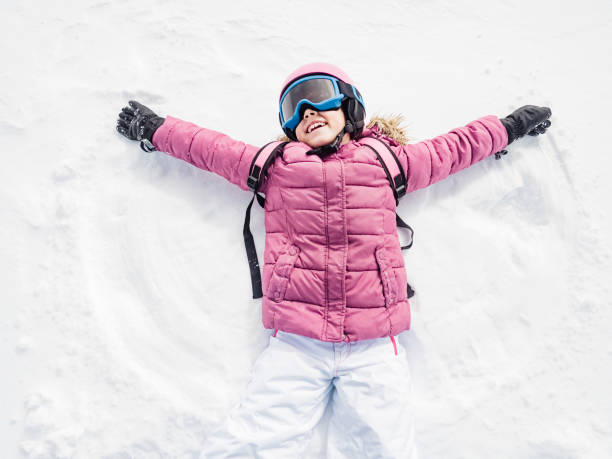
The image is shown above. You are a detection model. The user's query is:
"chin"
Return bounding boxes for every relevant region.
[306,139,331,148]
[302,132,335,148]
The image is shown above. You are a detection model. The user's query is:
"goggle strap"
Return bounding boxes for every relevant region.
[337,80,356,101]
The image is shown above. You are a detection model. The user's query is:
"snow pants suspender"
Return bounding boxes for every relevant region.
[243,141,288,299]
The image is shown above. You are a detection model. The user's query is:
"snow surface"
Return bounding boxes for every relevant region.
[2,1,612,457]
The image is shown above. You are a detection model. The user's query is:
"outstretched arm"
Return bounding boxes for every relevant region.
[152,116,259,192]
[117,101,259,192]
[391,106,551,193]
[392,115,507,193]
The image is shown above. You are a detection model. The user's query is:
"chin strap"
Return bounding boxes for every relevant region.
[306,122,354,158]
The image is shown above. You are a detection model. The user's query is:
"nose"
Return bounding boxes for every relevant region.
[303,108,317,120]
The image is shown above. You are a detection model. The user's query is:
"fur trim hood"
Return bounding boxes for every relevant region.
[362,114,410,146]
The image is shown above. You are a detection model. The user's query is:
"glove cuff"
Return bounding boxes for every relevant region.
[500,117,518,145]
[142,116,165,142]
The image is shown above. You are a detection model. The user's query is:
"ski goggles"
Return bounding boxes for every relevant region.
[279,75,364,131]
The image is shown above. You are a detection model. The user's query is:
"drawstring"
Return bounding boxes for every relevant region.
[273,329,279,337]
[390,336,398,355]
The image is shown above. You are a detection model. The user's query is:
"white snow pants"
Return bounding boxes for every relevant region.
[200,330,417,458]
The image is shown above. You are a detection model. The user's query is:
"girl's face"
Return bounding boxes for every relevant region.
[295,108,351,148]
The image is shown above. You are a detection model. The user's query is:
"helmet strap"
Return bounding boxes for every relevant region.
[345,120,355,135]
[306,123,351,158]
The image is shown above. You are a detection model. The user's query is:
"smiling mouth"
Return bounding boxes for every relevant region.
[307,121,327,134]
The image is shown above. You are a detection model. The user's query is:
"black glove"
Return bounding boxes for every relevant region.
[116,101,165,151]
[500,105,552,144]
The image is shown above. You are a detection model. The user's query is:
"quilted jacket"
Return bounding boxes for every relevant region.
[152,115,508,343]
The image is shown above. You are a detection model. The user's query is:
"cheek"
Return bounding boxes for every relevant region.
[330,118,342,130]
[295,123,305,138]
[296,125,309,142]
[329,112,345,129]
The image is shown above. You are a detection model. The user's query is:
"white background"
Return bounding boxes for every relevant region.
[1,1,611,457]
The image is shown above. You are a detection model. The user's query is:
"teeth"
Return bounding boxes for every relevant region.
[307,122,326,133]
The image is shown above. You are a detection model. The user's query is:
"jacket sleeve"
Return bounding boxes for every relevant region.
[392,115,508,193]
[152,116,259,192]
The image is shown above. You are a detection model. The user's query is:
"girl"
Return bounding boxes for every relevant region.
[116,63,551,458]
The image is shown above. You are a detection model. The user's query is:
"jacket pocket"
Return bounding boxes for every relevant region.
[375,246,399,307]
[268,244,300,303]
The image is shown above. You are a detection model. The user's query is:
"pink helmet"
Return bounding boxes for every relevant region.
[279,63,357,102]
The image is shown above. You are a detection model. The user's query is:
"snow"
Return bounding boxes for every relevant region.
[2,0,612,457]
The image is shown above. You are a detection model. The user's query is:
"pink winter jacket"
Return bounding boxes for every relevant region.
[152,115,508,343]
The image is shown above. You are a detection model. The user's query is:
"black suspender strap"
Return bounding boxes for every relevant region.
[397,212,415,298]
[247,141,289,192]
[361,137,414,251]
[361,136,415,298]
[360,137,407,202]
[396,213,414,250]
[243,194,263,298]
[243,141,288,299]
